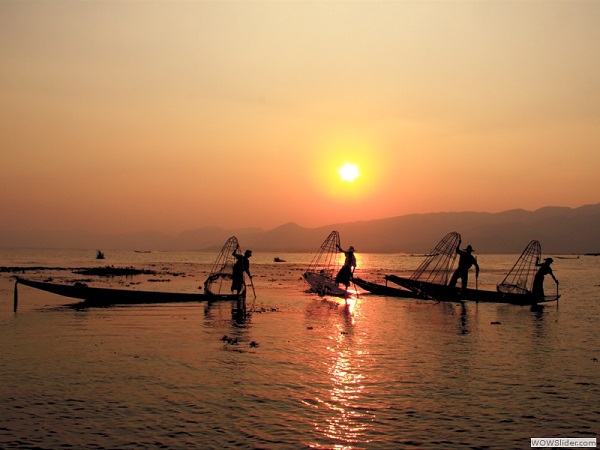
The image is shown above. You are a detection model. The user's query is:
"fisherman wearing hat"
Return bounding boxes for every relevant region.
[231,246,253,295]
[532,257,558,301]
[449,239,480,293]
[335,244,357,287]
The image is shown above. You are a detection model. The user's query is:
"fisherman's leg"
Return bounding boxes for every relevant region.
[449,271,459,288]
[335,268,343,284]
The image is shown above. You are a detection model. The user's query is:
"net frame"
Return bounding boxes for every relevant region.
[497,240,541,295]
[305,230,342,280]
[204,236,240,296]
[410,232,461,286]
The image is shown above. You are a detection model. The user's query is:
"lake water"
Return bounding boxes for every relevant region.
[0,248,598,449]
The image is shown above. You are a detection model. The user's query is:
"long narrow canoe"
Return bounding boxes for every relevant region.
[352,277,421,299]
[14,277,242,308]
[385,236,561,305]
[385,274,559,305]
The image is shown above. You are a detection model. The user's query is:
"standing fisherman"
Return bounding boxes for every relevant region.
[532,257,558,301]
[448,239,479,292]
[335,244,356,287]
[231,246,252,295]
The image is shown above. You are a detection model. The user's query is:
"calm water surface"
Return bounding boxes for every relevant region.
[0,249,598,449]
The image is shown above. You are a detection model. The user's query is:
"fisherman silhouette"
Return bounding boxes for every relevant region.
[231,246,252,295]
[335,244,356,287]
[532,257,558,300]
[448,239,479,292]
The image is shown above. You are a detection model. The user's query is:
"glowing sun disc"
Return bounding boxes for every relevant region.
[339,163,359,182]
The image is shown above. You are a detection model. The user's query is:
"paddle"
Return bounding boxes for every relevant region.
[13,280,18,312]
[249,276,256,300]
[351,265,359,299]
[475,255,479,292]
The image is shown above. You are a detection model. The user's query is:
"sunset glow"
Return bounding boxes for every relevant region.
[1,1,599,237]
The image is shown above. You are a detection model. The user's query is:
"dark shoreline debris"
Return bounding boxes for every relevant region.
[74,266,156,276]
[1,266,157,276]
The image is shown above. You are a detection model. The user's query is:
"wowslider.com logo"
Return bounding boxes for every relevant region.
[531,438,596,448]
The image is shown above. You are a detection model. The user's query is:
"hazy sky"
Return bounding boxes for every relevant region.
[2,1,599,235]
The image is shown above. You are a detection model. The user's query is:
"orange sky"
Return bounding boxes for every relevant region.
[1,1,599,235]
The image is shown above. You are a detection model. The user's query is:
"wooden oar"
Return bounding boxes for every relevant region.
[249,276,256,300]
[475,256,479,291]
[351,266,359,299]
[13,280,18,312]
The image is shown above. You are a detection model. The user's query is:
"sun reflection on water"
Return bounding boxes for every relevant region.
[310,298,374,448]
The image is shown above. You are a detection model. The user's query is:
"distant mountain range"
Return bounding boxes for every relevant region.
[2,203,599,254]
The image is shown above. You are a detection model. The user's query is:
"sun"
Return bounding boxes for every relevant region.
[339,163,360,182]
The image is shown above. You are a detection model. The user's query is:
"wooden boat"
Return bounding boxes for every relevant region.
[14,236,248,310]
[303,230,353,297]
[351,232,460,301]
[352,277,419,298]
[385,236,560,305]
[353,275,519,302]
[384,274,558,305]
[14,277,208,307]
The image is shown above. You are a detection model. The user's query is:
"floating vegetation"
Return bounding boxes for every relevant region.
[74,266,157,276]
[1,265,158,277]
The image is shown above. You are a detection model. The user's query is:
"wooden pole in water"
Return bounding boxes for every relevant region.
[13,280,18,312]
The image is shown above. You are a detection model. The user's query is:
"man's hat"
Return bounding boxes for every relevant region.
[466,245,474,252]
[245,250,252,256]
[349,246,355,252]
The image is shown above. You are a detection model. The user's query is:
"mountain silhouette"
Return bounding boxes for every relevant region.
[2,203,599,254]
